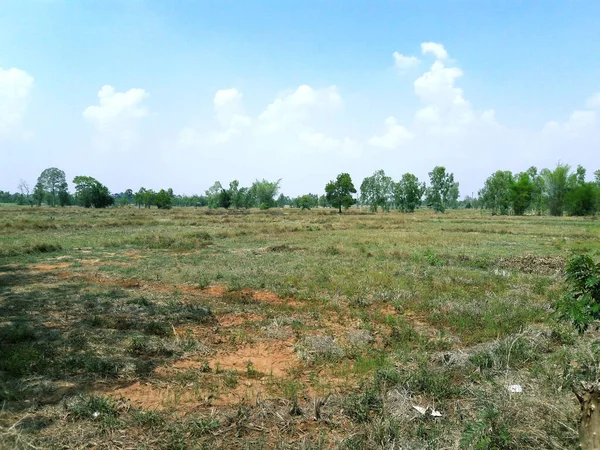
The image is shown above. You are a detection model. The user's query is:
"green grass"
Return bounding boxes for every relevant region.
[0,206,597,448]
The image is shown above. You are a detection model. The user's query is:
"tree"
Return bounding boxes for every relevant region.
[511,171,535,215]
[154,189,173,209]
[73,176,114,208]
[218,189,231,209]
[565,183,598,216]
[527,166,547,216]
[296,195,313,210]
[393,173,425,212]
[542,163,572,216]
[478,171,513,215]
[33,181,45,206]
[17,179,31,206]
[250,179,281,209]
[37,167,68,207]
[325,173,357,213]
[205,181,224,209]
[360,170,393,212]
[426,166,458,213]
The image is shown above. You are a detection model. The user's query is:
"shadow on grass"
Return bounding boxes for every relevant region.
[0,265,212,412]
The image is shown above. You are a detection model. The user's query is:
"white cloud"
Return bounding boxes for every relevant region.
[299,131,361,157]
[258,84,341,134]
[83,85,149,130]
[212,88,251,144]
[0,66,34,137]
[543,110,597,137]
[421,42,448,61]
[368,116,414,149]
[586,92,600,109]
[393,51,420,72]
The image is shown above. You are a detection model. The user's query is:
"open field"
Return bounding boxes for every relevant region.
[1,206,600,449]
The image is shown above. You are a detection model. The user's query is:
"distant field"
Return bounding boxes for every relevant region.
[1,205,599,449]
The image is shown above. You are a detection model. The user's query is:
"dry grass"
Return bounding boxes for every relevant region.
[0,205,599,448]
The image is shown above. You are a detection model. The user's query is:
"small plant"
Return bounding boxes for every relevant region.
[556,254,600,333]
[245,360,261,379]
[67,395,120,420]
[460,402,512,449]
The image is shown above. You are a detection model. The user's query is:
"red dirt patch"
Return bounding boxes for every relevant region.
[28,262,71,271]
[218,313,263,327]
[209,340,297,377]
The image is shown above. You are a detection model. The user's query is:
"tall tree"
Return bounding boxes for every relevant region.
[527,166,547,215]
[73,176,114,208]
[393,173,425,212]
[32,181,45,206]
[511,171,535,215]
[205,181,224,209]
[154,189,173,209]
[325,173,357,213]
[17,179,31,206]
[478,170,513,215]
[360,169,393,212]
[542,163,573,216]
[250,179,281,209]
[37,167,68,207]
[426,166,458,213]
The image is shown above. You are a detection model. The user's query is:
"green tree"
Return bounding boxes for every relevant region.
[426,166,458,213]
[73,176,114,208]
[218,189,231,209]
[250,179,281,209]
[360,170,393,212]
[478,171,513,214]
[32,181,45,206]
[325,173,357,213]
[565,183,598,216]
[205,181,224,209]
[154,189,173,209]
[511,171,535,215]
[526,166,547,215]
[542,163,573,216]
[296,195,313,210]
[37,167,68,207]
[392,173,425,212]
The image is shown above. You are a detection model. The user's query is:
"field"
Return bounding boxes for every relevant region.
[1,205,599,449]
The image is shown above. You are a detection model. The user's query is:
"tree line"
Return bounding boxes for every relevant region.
[2,163,599,216]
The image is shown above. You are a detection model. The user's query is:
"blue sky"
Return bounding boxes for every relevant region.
[1,0,599,197]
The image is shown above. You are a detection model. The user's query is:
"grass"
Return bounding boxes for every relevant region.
[0,205,598,448]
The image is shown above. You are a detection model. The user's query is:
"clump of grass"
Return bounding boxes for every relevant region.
[67,395,120,420]
[0,242,62,257]
[296,335,345,364]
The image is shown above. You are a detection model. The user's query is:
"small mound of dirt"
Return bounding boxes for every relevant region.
[497,254,566,275]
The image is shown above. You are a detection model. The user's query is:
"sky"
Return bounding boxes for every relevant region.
[1,0,599,198]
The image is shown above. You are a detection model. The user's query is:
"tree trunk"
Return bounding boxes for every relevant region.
[574,381,600,450]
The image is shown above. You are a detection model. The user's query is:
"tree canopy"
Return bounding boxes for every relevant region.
[72,176,114,208]
[37,167,68,207]
[325,173,357,213]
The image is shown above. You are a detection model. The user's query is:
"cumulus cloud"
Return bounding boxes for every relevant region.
[421,42,448,60]
[258,84,341,134]
[212,88,251,144]
[368,117,413,149]
[393,51,420,72]
[0,66,34,137]
[83,85,149,130]
[586,92,600,109]
[543,110,597,137]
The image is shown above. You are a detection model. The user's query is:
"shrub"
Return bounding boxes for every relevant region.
[556,254,600,333]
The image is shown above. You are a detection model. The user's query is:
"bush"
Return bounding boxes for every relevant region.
[556,254,600,333]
